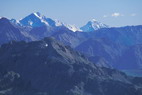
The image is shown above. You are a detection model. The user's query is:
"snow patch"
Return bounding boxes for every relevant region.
[33,12,49,26]
[18,12,81,32]
[33,12,41,18]
[41,19,49,26]
[28,21,33,25]
[66,24,82,32]
[45,44,48,47]
[54,19,63,26]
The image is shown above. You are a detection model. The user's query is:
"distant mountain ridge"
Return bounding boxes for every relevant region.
[0,17,32,44]
[1,12,142,94]
[51,25,142,73]
[80,19,109,32]
[11,12,81,32]
[1,13,142,76]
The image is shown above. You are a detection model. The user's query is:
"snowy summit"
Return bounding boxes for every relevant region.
[80,19,109,32]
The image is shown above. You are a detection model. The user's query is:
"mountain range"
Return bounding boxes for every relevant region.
[0,12,142,94]
[1,12,142,73]
[0,37,142,95]
[11,12,82,32]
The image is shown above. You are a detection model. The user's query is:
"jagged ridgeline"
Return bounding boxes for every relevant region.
[0,38,142,95]
[1,12,142,95]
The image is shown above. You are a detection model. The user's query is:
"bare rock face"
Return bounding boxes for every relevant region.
[0,38,142,95]
[0,65,38,95]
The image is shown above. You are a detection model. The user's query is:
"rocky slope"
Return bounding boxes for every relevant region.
[0,65,38,95]
[0,38,142,95]
[1,15,142,76]
[0,17,32,45]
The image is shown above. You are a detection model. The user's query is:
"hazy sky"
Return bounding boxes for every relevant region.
[0,0,142,27]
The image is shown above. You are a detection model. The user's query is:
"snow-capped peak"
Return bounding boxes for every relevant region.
[10,12,81,32]
[80,19,109,32]
[33,12,49,25]
[89,19,108,28]
[33,12,41,18]
[19,12,51,27]
[92,19,97,22]
[65,24,82,32]
[50,19,81,32]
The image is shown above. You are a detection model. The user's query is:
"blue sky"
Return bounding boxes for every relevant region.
[0,0,142,27]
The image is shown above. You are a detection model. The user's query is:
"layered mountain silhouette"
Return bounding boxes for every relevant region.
[16,12,81,32]
[0,17,32,44]
[0,38,142,95]
[52,26,142,72]
[1,12,142,95]
[1,13,142,73]
[1,13,142,74]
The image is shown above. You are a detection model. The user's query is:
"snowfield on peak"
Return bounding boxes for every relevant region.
[81,19,109,32]
[14,12,81,32]
[64,24,82,32]
[9,13,109,33]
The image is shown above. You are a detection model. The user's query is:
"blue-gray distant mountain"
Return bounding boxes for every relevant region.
[80,19,109,32]
[52,25,142,75]
[18,12,81,40]
[0,17,32,45]
[118,44,142,70]
[19,12,81,32]
[0,38,142,95]
[94,26,142,46]
[1,13,142,76]
[19,12,58,27]
[75,38,125,67]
